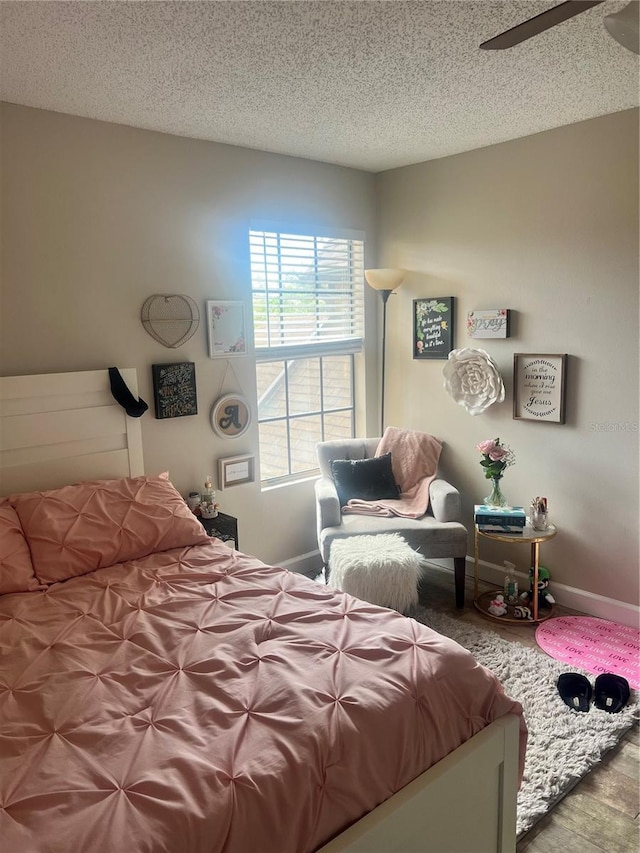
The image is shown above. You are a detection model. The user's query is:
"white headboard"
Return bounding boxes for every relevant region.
[0,368,144,496]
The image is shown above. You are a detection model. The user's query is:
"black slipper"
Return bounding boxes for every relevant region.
[557,672,593,712]
[594,673,630,713]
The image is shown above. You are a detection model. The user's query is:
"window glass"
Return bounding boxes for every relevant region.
[250,228,363,485]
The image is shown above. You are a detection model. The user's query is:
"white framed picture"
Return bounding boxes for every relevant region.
[206,301,247,358]
[217,454,255,489]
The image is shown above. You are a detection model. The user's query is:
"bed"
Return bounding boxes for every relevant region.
[0,369,527,853]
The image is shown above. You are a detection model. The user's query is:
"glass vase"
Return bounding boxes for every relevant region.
[484,476,508,508]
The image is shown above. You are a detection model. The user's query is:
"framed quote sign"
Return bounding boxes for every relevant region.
[413,297,454,359]
[467,309,510,339]
[513,353,567,423]
[152,362,197,419]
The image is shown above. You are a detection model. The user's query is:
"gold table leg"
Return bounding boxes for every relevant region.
[530,541,540,622]
[474,526,479,601]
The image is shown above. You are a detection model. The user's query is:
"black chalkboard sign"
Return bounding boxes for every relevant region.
[413,297,455,360]
[152,362,198,419]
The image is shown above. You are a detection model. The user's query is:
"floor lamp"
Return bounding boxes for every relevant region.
[604,2,639,54]
[364,268,405,437]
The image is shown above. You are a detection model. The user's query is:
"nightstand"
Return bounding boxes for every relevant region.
[200,511,238,549]
[473,523,557,623]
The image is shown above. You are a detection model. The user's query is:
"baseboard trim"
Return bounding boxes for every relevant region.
[283,550,639,629]
[427,556,639,630]
[279,550,323,578]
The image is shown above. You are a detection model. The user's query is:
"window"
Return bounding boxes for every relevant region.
[250,228,364,484]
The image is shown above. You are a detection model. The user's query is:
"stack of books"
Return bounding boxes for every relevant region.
[474,504,527,534]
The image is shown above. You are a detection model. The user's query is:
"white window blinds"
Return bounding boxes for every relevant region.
[250,230,364,361]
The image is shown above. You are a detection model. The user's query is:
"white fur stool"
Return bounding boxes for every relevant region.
[328,533,425,612]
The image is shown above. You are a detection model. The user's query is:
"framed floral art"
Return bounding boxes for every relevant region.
[206,301,247,358]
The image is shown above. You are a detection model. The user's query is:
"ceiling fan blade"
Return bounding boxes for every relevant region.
[480,0,605,50]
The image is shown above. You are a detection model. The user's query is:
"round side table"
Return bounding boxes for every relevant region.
[473,524,557,624]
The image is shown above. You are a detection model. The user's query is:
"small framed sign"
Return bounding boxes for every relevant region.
[513,353,567,423]
[218,454,255,489]
[210,393,252,439]
[413,297,454,359]
[467,309,510,339]
[207,301,247,358]
[152,362,197,419]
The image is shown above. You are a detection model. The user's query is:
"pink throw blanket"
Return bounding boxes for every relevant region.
[343,427,442,518]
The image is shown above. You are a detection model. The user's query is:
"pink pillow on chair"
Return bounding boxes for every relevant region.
[11,473,210,584]
[0,501,42,593]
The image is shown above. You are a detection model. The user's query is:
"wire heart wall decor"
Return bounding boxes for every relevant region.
[141,294,200,348]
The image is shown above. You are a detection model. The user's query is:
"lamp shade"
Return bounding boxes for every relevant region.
[604,1,639,54]
[364,268,405,292]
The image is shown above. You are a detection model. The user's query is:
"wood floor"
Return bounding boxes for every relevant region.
[416,564,639,853]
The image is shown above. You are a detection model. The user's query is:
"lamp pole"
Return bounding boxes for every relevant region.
[379,289,393,438]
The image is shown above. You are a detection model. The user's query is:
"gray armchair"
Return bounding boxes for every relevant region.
[315,437,468,608]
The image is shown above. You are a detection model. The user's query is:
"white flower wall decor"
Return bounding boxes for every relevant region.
[442,348,505,416]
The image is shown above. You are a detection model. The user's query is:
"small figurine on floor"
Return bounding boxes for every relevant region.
[520,565,556,610]
[513,604,533,620]
[488,593,507,617]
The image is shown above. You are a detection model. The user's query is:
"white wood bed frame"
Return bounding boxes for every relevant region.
[0,369,520,853]
[0,368,144,495]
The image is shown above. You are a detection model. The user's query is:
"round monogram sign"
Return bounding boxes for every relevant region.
[210,394,251,439]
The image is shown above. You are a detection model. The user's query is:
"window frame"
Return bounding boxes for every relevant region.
[250,224,364,486]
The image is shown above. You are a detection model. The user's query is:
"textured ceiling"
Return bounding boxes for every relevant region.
[1,1,638,172]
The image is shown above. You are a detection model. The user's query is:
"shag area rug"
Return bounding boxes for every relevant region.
[410,606,639,837]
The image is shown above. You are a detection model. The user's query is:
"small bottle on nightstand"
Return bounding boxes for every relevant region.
[200,475,218,519]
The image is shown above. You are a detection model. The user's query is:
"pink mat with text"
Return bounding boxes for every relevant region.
[536,616,640,690]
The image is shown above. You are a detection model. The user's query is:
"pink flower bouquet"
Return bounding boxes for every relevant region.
[476,438,514,480]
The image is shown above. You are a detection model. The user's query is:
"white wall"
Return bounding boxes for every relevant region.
[3,103,638,615]
[375,109,639,609]
[0,103,378,566]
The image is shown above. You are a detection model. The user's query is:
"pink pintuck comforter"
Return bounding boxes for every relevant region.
[0,541,525,853]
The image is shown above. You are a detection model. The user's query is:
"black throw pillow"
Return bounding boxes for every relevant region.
[330,453,400,507]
